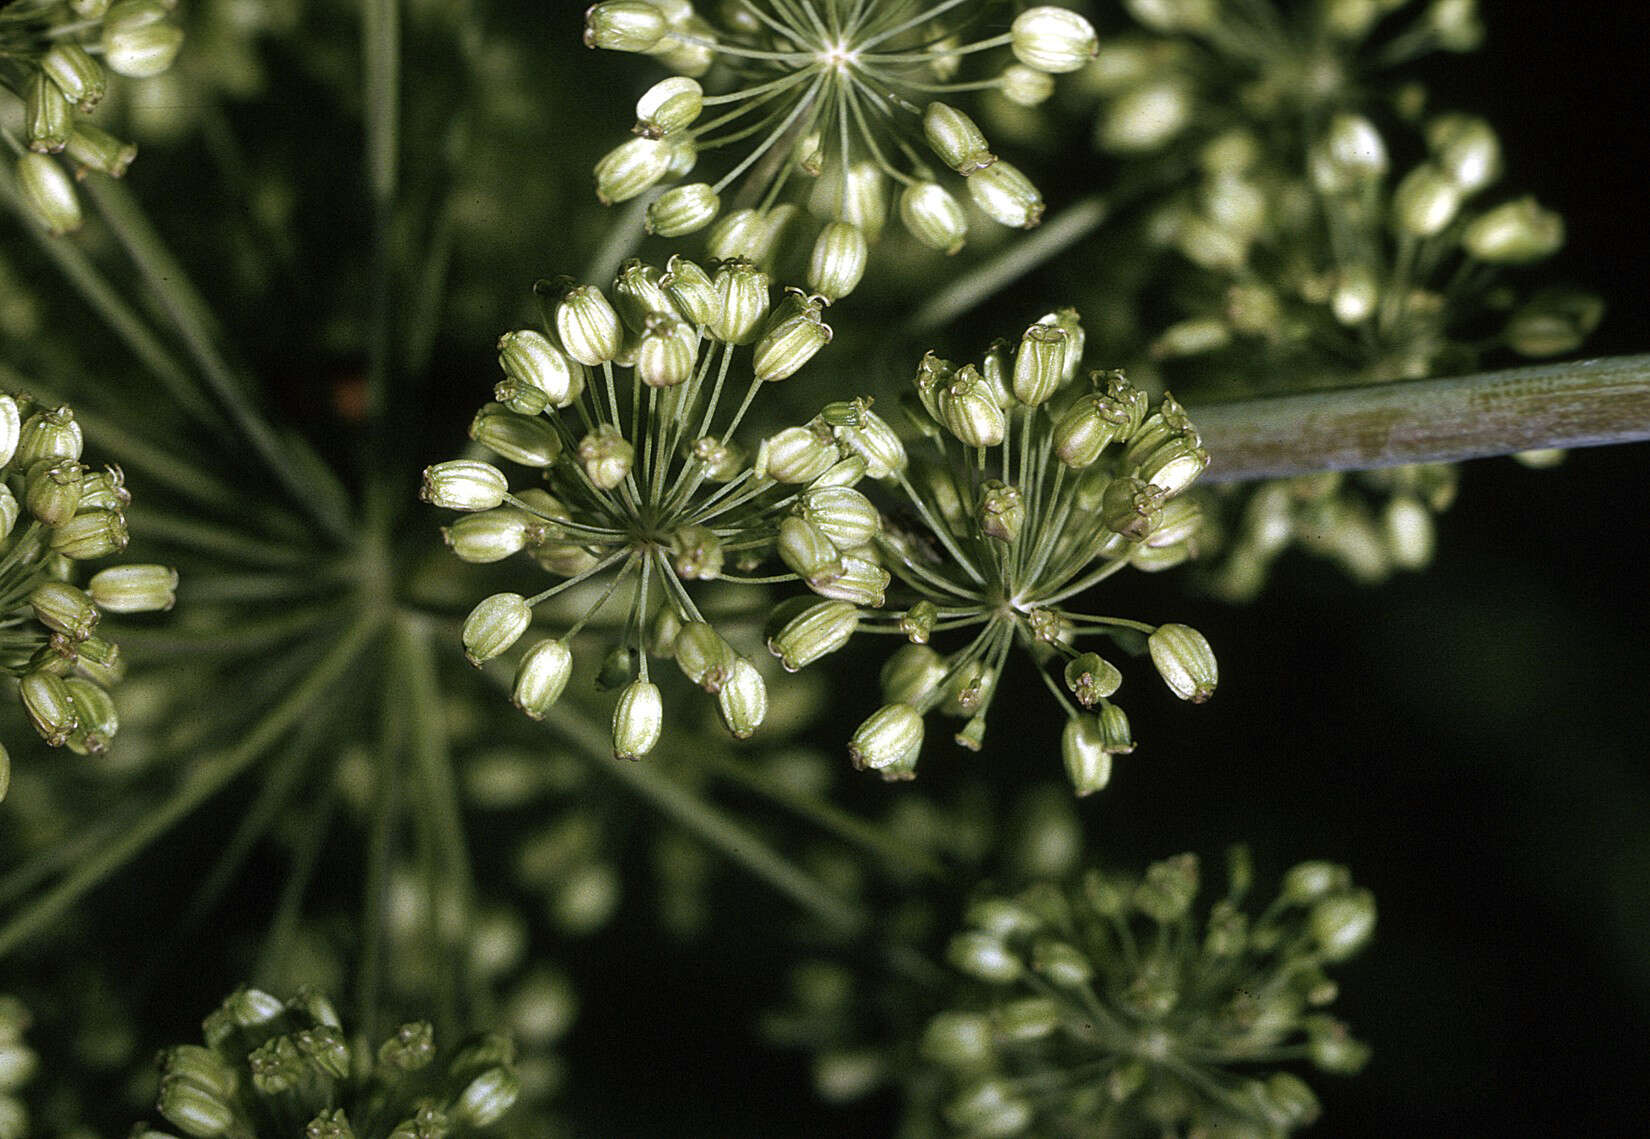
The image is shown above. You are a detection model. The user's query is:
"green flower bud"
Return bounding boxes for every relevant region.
[1061,715,1113,796]
[662,254,718,326]
[669,524,723,580]
[1134,852,1199,923]
[1011,322,1068,406]
[1504,287,1604,357]
[0,487,18,541]
[463,593,532,666]
[612,259,677,331]
[25,74,72,154]
[1063,653,1121,706]
[848,703,923,773]
[63,124,137,178]
[1282,861,1350,904]
[443,509,532,563]
[899,600,938,644]
[778,515,842,581]
[421,460,508,511]
[1310,888,1377,961]
[708,259,771,345]
[594,136,672,205]
[674,621,737,693]
[31,581,100,641]
[923,103,994,174]
[977,480,1024,542]
[939,365,1006,447]
[968,160,1044,229]
[806,222,868,301]
[0,395,19,469]
[1258,1072,1321,1128]
[16,153,82,236]
[807,552,888,607]
[49,509,128,559]
[996,996,1060,1041]
[1053,396,1122,468]
[553,283,624,365]
[1305,1015,1372,1074]
[1427,112,1501,193]
[635,313,699,388]
[767,599,859,671]
[1461,197,1565,263]
[612,678,663,760]
[880,644,947,705]
[61,677,116,753]
[21,672,77,747]
[832,404,907,479]
[716,657,767,739]
[583,1,668,51]
[1000,63,1056,107]
[1392,163,1463,237]
[704,206,767,262]
[450,1067,520,1129]
[1323,112,1388,184]
[1425,0,1483,51]
[756,425,835,483]
[754,301,832,383]
[469,403,562,467]
[899,182,968,255]
[646,182,720,237]
[944,1080,1032,1135]
[1147,623,1217,702]
[577,424,634,489]
[25,459,85,527]
[495,330,580,412]
[1134,431,1209,497]
[1010,7,1099,73]
[1100,476,1165,542]
[1124,0,1215,34]
[1095,698,1134,754]
[513,639,573,719]
[920,1011,992,1069]
[1100,79,1193,152]
[1032,939,1093,987]
[946,930,1021,982]
[159,1045,238,1101]
[18,406,84,467]
[799,485,879,550]
[156,1075,234,1138]
[101,1,184,77]
[635,75,703,136]
[376,1021,435,1071]
[41,43,106,110]
[1332,262,1380,325]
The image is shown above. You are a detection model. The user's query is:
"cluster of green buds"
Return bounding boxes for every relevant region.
[924,847,1374,1136]
[1,0,187,235]
[423,258,872,760]
[0,996,35,1139]
[1,392,177,779]
[583,1,1100,297]
[1083,0,1483,158]
[138,987,520,1139]
[769,312,1217,790]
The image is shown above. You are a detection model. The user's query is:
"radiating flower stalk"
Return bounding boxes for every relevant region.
[0,0,186,235]
[583,1,1101,297]
[925,846,1373,1137]
[0,390,176,786]
[770,310,1217,791]
[138,986,520,1139]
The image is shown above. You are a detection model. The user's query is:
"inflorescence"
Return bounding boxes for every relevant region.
[925,847,1374,1136]
[1,391,176,784]
[582,1,1100,297]
[0,0,186,234]
[768,311,1217,791]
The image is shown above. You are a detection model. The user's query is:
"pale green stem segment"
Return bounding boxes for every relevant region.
[0,609,384,959]
[1192,354,1650,483]
[362,0,401,537]
[908,193,1110,332]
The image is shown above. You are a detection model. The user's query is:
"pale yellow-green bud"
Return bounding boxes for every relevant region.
[778,515,841,581]
[612,678,663,759]
[717,657,767,739]
[498,329,585,410]
[1136,434,1208,497]
[20,671,78,748]
[807,222,868,302]
[1095,699,1134,754]
[1425,0,1482,51]
[899,182,968,255]
[463,593,532,666]
[1146,493,1202,549]
[421,460,507,511]
[1010,7,1099,73]
[674,621,737,692]
[0,396,19,468]
[26,459,84,527]
[1147,623,1217,702]
[922,1011,993,1069]
[156,1074,234,1138]
[1012,321,1068,405]
[1063,653,1121,706]
[1053,393,1128,468]
[64,124,137,177]
[757,424,837,483]
[753,301,832,383]
[1032,940,1093,987]
[1323,113,1388,184]
[50,509,128,559]
[100,1,184,77]
[577,424,634,489]
[646,182,720,237]
[1382,494,1434,570]
[634,313,699,388]
[1125,0,1216,33]
[1099,80,1193,152]
[1322,0,1380,39]
[946,931,1021,982]
[939,365,1006,447]
[967,160,1044,229]
[634,75,703,137]
[16,153,82,236]
[25,73,72,153]
[708,259,771,345]
[444,508,531,564]
[86,563,178,613]
[831,404,907,479]
[880,645,947,705]
[31,581,99,641]
[1310,889,1377,960]
[19,407,88,465]
[451,1067,521,1129]
[64,676,118,755]
[923,103,994,174]
[513,639,573,719]
[470,403,562,467]
[670,524,724,580]
[1504,287,1603,358]
[554,284,624,365]
[41,43,106,110]
[1000,63,1056,107]
[767,599,859,671]
[848,703,923,773]
[810,553,889,608]
[977,480,1024,542]
[583,1,668,52]
[662,254,717,325]
[1332,263,1380,325]
[595,137,672,205]
[1461,197,1564,263]
[613,259,679,331]
[799,485,879,551]
[1426,112,1500,193]
[1391,163,1462,237]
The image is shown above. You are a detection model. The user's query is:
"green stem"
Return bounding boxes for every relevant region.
[1190,354,1650,483]
[362,0,401,537]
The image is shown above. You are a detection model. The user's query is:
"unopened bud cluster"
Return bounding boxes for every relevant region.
[138,986,520,1139]
[1,0,186,236]
[424,259,878,760]
[1,392,176,780]
[583,2,1100,295]
[924,847,1374,1136]
[767,311,1216,788]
